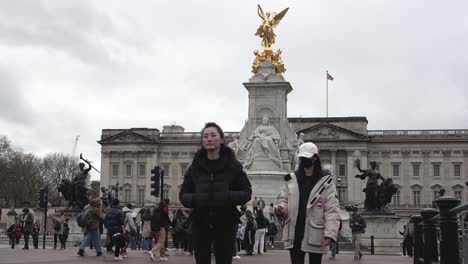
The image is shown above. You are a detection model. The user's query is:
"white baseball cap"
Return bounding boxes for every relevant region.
[297,142,319,158]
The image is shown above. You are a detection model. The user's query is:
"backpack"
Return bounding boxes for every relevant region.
[76,207,93,228]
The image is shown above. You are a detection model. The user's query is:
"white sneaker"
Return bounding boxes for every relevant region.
[160,256,168,261]
[120,253,128,258]
[233,255,241,259]
[113,256,123,261]
[148,251,155,262]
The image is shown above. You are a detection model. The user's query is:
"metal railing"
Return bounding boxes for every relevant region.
[412,196,467,264]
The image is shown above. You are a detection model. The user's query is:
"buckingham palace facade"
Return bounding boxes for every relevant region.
[98,117,468,211]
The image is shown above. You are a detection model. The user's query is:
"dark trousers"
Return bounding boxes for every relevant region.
[32,234,39,249]
[62,234,68,249]
[192,223,236,264]
[54,234,64,248]
[23,232,30,249]
[406,237,413,257]
[290,241,323,264]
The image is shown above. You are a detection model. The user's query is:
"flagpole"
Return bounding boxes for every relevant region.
[326,70,329,118]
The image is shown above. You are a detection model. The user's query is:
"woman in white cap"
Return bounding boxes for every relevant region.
[275,142,340,264]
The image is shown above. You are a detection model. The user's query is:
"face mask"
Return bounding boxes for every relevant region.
[301,157,314,168]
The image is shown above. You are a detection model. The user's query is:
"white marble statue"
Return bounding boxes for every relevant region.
[244,115,282,169]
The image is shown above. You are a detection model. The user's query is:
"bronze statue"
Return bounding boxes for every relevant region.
[57,154,93,209]
[255,5,289,48]
[355,160,397,212]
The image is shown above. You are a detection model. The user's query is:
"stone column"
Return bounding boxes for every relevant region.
[330,149,337,178]
[100,151,110,189]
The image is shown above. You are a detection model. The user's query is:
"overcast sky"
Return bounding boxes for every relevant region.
[1,0,467,181]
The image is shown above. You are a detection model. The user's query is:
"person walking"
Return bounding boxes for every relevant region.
[141,208,153,252]
[268,203,277,224]
[121,204,137,258]
[62,219,70,249]
[252,197,259,215]
[179,122,252,264]
[20,208,34,250]
[104,198,125,260]
[266,221,278,249]
[253,210,269,255]
[149,201,170,262]
[32,221,40,249]
[77,198,104,257]
[244,209,256,256]
[349,208,366,260]
[275,142,340,264]
[52,208,65,249]
[172,209,186,255]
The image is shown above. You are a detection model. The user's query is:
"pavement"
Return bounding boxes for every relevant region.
[0,246,413,264]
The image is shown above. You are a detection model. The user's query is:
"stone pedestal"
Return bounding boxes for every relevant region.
[359,214,402,254]
[247,171,285,206]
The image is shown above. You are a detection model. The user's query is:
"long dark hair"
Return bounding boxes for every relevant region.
[296,154,323,177]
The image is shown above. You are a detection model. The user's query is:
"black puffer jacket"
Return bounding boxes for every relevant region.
[179,145,252,226]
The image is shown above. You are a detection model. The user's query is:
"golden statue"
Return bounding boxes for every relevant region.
[252,5,288,74]
[255,5,289,48]
[252,49,286,74]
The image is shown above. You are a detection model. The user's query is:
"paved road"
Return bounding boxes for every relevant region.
[0,247,413,264]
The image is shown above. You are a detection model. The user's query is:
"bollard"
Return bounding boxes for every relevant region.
[370,235,375,255]
[435,196,461,264]
[420,208,439,264]
[412,215,424,264]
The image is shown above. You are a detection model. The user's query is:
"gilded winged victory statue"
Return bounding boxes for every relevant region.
[255,5,289,48]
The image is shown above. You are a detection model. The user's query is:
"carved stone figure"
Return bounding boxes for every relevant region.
[355,160,397,212]
[244,115,282,169]
[228,134,243,158]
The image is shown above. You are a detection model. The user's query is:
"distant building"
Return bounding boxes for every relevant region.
[98,118,468,212]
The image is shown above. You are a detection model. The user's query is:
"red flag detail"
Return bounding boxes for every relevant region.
[327,72,334,81]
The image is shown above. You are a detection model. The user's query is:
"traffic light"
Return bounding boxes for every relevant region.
[36,188,45,208]
[151,166,160,197]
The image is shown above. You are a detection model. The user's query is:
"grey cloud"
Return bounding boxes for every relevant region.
[0,68,33,124]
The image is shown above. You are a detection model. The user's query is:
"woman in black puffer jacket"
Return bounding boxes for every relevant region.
[179,122,252,264]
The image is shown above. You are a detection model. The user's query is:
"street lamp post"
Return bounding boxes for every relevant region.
[336,178,346,205]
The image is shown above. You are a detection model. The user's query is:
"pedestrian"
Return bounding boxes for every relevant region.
[7,223,16,248]
[245,209,256,256]
[32,221,40,249]
[62,219,70,249]
[258,197,266,213]
[20,208,34,250]
[252,197,259,215]
[77,198,104,257]
[52,208,65,249]
[266,221,278,249]
[172,209,186,255]
[141,208,154,252]
[329,218,342,260]
[403,220,414,257]
[268,203,276,224]
[399,225,407,256]
[275,142,340,264]
[253,209,269,255]
[15,221,22,246]
[349,207,366,260]
[121,204,137,258]
[149,201,170,262]
[104,198,125,260]
[233,223,243,260]
[179,122,252,264]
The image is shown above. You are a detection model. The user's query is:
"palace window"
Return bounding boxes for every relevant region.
[139,164,146,177]
[413,191,421,206]
[161,163,170,178]
[392,191,400,206]
[339,164,346,177]
[112,164,119,178]
[412,163,420,177]
[137,187,145,205]
[392,164,400,177]
[454,164,461,177]
[126,164,132,177]
[455,191,463,202]
[180,163,189,177]
[124,186,131,203]
[433,164,440,177]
